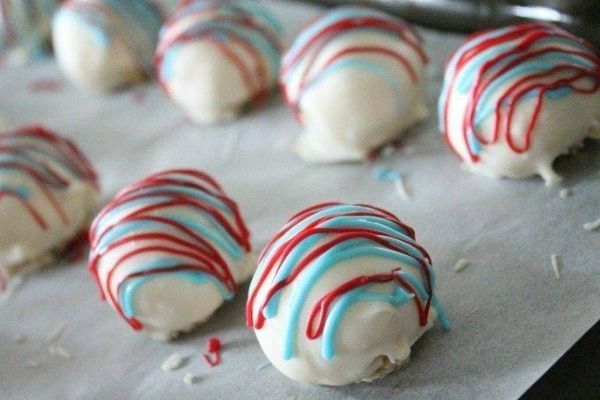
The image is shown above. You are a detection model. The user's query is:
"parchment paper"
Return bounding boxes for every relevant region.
[1,2,599,399]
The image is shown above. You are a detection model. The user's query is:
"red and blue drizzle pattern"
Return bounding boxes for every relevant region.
[439,23,600,162]
[247,202,448,360]
[155,0,282,106]
[88,169,251,331]
[280,6,427,123]
[0,126,97,231]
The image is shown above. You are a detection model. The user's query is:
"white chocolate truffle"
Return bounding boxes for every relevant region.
[89,169,253,341]
[281,6,428,163]
[0,126,98,284]
[439,23,600,185]
[246,203,449,385]
[52,0,163,93]
[155,0,282,124]
[0,0,59,64]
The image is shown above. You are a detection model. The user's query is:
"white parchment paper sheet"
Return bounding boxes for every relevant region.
[1,1,599,399]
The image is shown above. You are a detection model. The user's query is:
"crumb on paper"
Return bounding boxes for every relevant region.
[47,321,67,343]
[559,188,572,199]
[551,254,561,280]
[453,258,471,273]
[183,373,199,385]
[583,219,600,231]
[393,176,410,200]
[27,360,41,368]
[162,353,185,371]
[49,346,72,360]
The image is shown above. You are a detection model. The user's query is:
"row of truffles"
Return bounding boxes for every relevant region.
[4,1,599,184]
[52,0,283,124]
[0,125,449,386]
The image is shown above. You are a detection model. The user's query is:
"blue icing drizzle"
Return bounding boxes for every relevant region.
[251,203,449,362]
[54,0,162,71]
[160,0,281,83]
[302,59,404,115]
[165,213,243,259]
[281,241,429,360]
[54,8,111,47]
[284,6,397,65]
[92,170,250,327]
[474,51,594,121]
[129,184,230,212]
[374,167,403,182]
[0,184,30,199]
[321,285,414,359]
[120,267,233,318]
[439,23,600,145]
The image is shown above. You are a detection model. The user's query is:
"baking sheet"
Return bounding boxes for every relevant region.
[1,1,599,399]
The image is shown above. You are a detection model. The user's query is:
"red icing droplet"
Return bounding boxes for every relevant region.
[207,337,221,353]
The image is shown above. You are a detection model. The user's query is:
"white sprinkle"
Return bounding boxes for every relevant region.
[583,219,600,231]
[183,373,199,385]
[551,254,561,280]
[466,307,479,317]
[453,259,471,273]
[394,177,410,201]
[559,188,572,199]
[49,346,72,360]
[27,360,41,368]
[47,321,67,343]
[161,353,185,371]
[12,334,27,343]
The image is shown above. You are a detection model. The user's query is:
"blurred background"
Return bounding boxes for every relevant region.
[301,0,600,46]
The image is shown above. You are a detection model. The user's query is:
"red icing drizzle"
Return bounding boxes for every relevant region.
[154,4,280,109]
[441,23,600,162]
[280,10,427,123]
[246,203,434,339]
[88,169,251,331]
[0,126,98,231]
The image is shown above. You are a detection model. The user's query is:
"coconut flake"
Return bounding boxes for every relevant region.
[583,219,600,231]
[183,373,199,385]
[49,346,72,360]
[559,188,572,199]
[453,259,471,273]
[551,254,561,280]
[161,353,185,371]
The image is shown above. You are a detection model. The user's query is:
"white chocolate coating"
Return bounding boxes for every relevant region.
[52,0,163,93]
[439,23,600,185]
[247,203,448,385]
[89,169,253,340]
[155,0,282,124]
[281,6,428,163]
[0,127,98,277]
